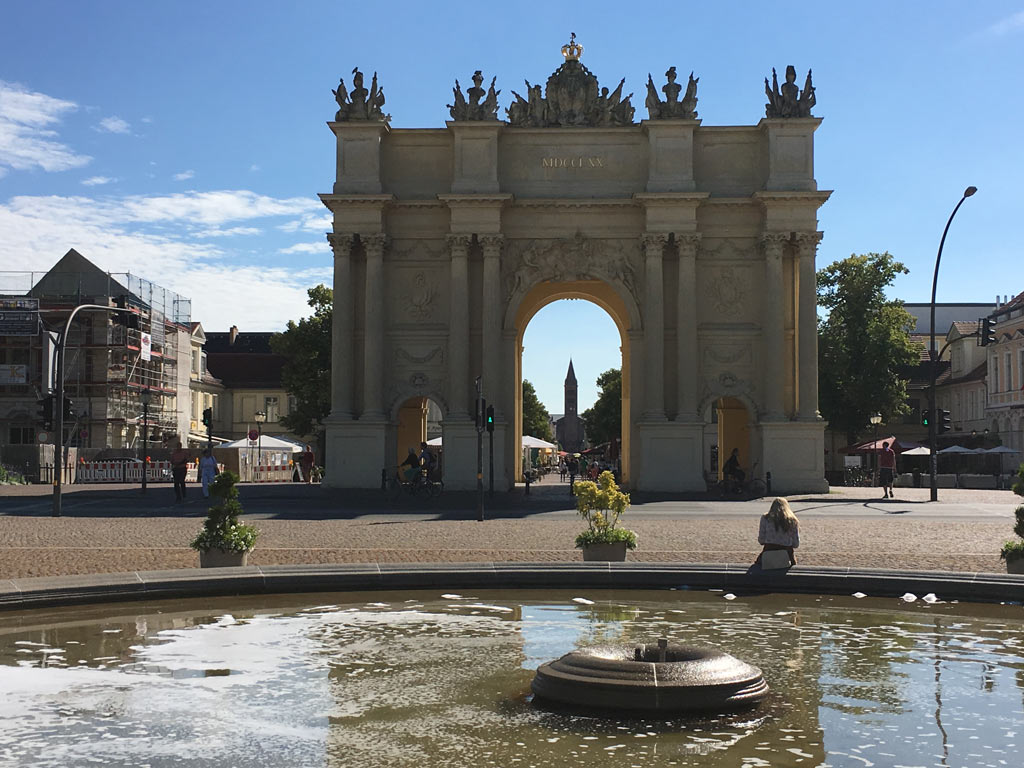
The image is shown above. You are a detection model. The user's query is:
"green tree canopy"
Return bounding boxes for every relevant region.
[269,284,332,437]
[817,253,920,444]
[522,379,553,441]
[581,368,621,446]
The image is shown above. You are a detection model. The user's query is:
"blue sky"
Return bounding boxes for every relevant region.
[1,1,1021,411]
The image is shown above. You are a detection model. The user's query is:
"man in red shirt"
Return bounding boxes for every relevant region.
[879,441,897,499]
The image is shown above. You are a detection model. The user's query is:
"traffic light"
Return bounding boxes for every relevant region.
[939,409,952,434]
[62,396,74,420]
[980,317,997,346]
[113,295,140,330]
[486,404,495,433]
[920,409,930,428]
[202,407,213,428]
[37,395,54,430]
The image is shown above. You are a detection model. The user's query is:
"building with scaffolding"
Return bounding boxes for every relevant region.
[0,249,193,463]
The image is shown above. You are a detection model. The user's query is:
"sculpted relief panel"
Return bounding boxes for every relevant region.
[502,232,641,307]
[387,267,447,327]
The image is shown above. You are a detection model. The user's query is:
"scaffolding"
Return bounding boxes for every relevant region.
[1,270,192,452]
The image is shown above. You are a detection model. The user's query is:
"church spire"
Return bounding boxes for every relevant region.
[564,359,578,416]
[565,358,577,385]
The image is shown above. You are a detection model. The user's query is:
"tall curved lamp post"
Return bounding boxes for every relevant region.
[254,410,266,482]
[929,186,977,501]
[870,413,882,484]
[140,388,152,494]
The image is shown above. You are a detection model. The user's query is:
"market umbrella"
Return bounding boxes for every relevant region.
[982,446,1021,454]
[937,445,973,454]
[900,446,932,455]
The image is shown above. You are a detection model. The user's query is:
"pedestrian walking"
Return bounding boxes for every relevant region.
[199,449,218,498]
[879,441,896,499]
[170,441,189,503]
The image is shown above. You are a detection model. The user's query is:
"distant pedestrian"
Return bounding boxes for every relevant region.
[199,449,217,498]
[170,441,189,503]
[755,497,800,568]
[300,445,315,483]
[879,441,896,499]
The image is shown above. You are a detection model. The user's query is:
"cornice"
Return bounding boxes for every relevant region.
[633,192,710,205]
[437,193,514,208]
[511,198,638,210]
[318,193,394,210]
[751,190,833,205]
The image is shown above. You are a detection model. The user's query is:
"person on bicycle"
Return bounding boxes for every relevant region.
[400,447,419,483]
[723,448,745,491]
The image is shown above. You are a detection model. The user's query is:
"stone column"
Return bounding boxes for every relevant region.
[642,233,669,420]
[361,234,388,420]
[795,231,823,420]
[327,233,354,419]
[480,234,504,414]
[447,234,472,418]
[675,233,700,421]
[761,233,788,420]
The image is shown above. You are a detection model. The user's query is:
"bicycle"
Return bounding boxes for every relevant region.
[707,461,767,498]
[386,467,443,501]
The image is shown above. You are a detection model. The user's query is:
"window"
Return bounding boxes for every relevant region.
[191,349,200,376]
[1007,352,1013,392]
[201,352,208,375]
[992,357,999,393]
[8,426,34,444]
[265,396,280,423]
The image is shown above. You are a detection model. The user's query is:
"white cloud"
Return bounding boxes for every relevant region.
[0,79,91,174]
[249,164,261,172]
[173,169,195,181]
[140,116,153,124]
[96,116,130,134]
[81,175,116,186]
[279,212,332,233]
[988,10,1024,35]
[0,190,330,331]
[280,242,325,254]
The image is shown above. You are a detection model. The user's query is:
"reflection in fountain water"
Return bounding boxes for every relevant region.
[0,590,1021,767]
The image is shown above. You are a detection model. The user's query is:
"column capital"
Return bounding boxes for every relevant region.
[479,234,504,255]
[641,232,670,253]
[793,230,823,255]
[327,232,355,258]
[361,233,389,255]
[675,232,701,258]
[760,231,789,257]
[446,233,473,252]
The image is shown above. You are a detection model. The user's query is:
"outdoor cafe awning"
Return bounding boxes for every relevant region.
[842,437,924,454]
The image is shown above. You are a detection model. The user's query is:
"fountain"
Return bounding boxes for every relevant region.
[532,638,768,712]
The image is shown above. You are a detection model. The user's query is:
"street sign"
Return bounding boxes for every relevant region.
[0,296,40,336]
[248,429,259,441]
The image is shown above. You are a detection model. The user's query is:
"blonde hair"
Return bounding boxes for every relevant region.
[764,497,798,533]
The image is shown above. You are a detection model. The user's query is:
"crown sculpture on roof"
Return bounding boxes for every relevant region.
[764,65,816,118]
[449,70,501,121]
[332,67,390,122]
[645,66,698,120]
[507,33,635,127]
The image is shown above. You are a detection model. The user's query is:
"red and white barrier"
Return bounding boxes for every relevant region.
[76,460,172,483]
[252,465,293,483]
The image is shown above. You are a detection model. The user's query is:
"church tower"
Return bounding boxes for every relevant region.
[564,359,578,416]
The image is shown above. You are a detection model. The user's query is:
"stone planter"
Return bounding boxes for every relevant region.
[199,548,250,568]
[1006,557,1024,575]
[581,542,628,562]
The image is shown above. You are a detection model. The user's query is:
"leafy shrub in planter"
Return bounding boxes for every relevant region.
[190,472,259,554]
[1000,464,1024,563]
[573,470,637,550]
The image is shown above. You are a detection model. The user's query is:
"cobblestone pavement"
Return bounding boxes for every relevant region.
[0,483,1018,579]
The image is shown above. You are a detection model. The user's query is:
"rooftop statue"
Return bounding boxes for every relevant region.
[764,65,815,118]
[449,70,501,121]
[332,68,390,122]
[506,33,634,127]
[645,66,698,120]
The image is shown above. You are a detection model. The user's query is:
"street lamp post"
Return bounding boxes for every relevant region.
[254,410,266,482]
[928,186,977,502]
[870,413,882,484]
[140,388,151,494]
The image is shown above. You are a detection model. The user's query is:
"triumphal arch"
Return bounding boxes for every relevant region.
[320,38,830,493]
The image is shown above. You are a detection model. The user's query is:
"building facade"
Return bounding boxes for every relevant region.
[321,42,830,492]
[985,291,1024,462]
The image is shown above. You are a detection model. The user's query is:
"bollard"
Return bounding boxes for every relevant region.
[765,471,772,495]
[380,468,387,491]
[525,471,531,495]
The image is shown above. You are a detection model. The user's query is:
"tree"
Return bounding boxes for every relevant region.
[269,284,332,437]
[522,379,553,441]
[582,368,621,446]
[817,253,920,444]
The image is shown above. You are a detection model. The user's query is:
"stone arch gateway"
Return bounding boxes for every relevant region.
[321,44,830,493]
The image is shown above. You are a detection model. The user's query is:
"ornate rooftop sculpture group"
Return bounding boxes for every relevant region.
[334,36,816,125]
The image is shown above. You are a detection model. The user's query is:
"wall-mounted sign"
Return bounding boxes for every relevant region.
[0,364,27,384]
[140,333,152,361]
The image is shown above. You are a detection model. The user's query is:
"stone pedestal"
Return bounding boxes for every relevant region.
[329,122,389,194]
[759,421,827,494]
[634,421,705,492]
[323,418,387,489]
[759,118,821,192]
[641,119,699,192]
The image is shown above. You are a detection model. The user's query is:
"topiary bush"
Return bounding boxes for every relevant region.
[1000,463,1024,564]
[573,470,637,550]
[190,471,259,554]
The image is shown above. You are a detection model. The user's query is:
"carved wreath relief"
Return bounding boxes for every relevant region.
[404,271,437,320]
